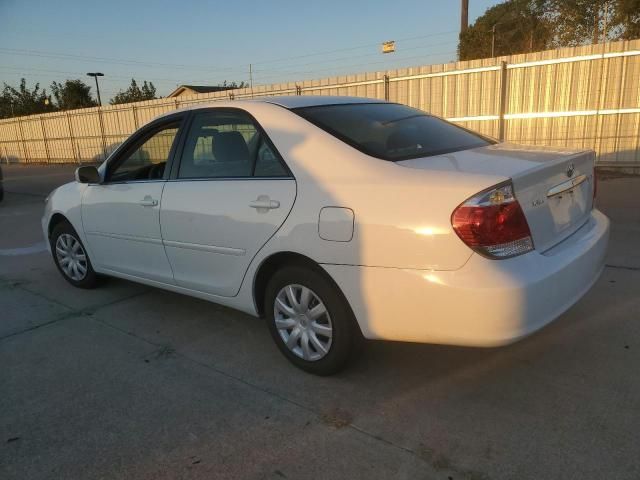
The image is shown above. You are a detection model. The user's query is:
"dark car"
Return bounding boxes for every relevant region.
[0,164,4,202]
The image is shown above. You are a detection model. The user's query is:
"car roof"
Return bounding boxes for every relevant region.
[153,95,388,122]
[255,95,387,109]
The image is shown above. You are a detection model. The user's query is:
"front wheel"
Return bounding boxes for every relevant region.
[265,265,360,375]
[50,221,99,289]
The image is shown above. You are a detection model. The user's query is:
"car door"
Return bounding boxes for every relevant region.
[82,115,184,283]
[160,108,296,297]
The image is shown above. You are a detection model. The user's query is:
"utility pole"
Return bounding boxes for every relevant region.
[492,24,497,57]
[461,0,469,33]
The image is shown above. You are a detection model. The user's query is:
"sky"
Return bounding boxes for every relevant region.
[0,0,500,101]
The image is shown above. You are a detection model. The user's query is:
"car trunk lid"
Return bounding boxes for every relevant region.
[397,143,596,253]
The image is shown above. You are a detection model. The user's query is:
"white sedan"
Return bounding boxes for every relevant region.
[43,96,610,375]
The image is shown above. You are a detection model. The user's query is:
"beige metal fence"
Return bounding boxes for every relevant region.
[1,39,639,168]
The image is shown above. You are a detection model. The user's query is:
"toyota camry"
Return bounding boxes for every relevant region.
[42,96,610,374]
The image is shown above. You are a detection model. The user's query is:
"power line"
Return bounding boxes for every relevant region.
[0,48,247,74]
[252,48,458,83]
[0,65,221,87]
[250,30,458,66]
[0,29,458,76]
[0,44,457,88]
[254,40,458,75]
[1,45,458,96]
[0,30,461,97]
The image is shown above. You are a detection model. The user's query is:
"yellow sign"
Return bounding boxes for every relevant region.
[382,41,395,54]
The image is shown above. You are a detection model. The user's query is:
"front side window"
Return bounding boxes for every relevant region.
[293,103,493,161]
[178,110,288,179]
[108,123,180,182]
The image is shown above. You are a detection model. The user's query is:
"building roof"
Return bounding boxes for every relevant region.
[167,85,236,98]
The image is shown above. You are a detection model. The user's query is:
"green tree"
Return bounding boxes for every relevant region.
[0,78,56,119]
[547,0,640,46]
[612,0,640,39]
[50,79,97,110]
[458,0,553,60]
[459,0,640,61]
[549,0,616,46]
[110,79,158,105]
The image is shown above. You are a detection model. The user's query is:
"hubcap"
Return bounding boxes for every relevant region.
[274,284,333,361]
[55,233,88,281]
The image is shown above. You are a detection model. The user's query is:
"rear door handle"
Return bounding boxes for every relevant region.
[249,196,280,210]
[139,196,158,207]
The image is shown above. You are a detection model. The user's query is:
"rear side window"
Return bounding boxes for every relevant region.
[294,103,493,161]
[178,110,289,179]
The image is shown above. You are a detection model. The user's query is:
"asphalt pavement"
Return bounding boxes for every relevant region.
[1,163,639,480]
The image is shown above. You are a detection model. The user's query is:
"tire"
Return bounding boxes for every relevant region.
[264,265,360,375]
[50,221,99,289]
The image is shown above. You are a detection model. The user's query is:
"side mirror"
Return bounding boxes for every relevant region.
[75,166,101,184]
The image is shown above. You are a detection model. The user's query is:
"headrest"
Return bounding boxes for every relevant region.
[213,131,250,163]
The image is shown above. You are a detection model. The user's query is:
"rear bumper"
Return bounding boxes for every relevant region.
[323,209,610,346]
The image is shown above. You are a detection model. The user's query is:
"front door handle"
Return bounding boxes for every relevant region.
[139,196,158,207]
[249,195,280,211]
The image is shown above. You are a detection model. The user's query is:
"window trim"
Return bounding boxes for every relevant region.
[292,102,496,162]
[102,113,186,185]
[170,107,294,181]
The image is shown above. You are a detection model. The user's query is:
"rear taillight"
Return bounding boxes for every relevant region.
[451,182,533,259]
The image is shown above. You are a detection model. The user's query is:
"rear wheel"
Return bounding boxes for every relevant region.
[265,265,360,375]
[50,221,99,289]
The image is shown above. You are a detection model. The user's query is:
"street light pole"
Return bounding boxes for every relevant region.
[86,72,104,106]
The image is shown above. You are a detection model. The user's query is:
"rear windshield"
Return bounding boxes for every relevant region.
[293,103,493,161]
